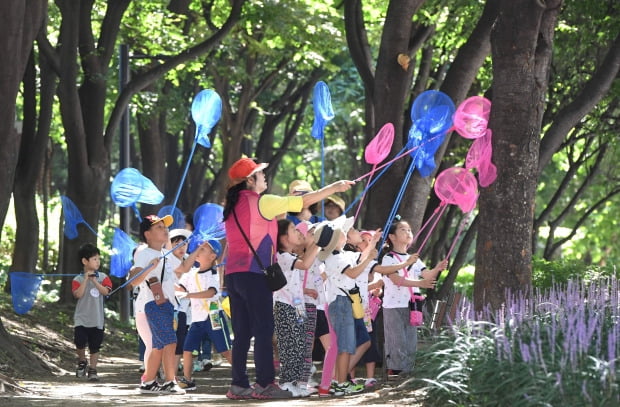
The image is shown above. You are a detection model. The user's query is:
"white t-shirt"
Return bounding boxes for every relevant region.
[323,250,361,304]
[179,267,221,322]
[168,254,191,315]
[304,258,326,307]
[134,247,176,307]
[355,260,378,307]
[274,251,305,306]
[381,252,426,309]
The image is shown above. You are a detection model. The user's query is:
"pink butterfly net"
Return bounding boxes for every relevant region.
[466,129,497,187]
[354,123,395,220]
[453,96,491,140]
[365,123,394,164]
[434,167,479,213]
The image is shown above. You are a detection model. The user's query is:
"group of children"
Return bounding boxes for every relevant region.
[72,214,232,395]
[70,190,447,398]
[271,212,447,397]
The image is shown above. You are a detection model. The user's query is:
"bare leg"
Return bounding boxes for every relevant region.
[335,352,350,384]
[162,343,177,382]
[89,352,99,369]
[347,340,370,373]
[182,351,193,380]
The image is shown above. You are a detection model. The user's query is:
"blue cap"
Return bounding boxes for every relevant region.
[205,239,222,258]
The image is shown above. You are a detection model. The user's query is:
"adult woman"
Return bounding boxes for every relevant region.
[223,157,352,400]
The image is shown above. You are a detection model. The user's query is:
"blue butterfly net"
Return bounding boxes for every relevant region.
[10,272,43,314]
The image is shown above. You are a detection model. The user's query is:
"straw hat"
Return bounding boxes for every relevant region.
[288,180,314,195]
[325,195,345,213]
[314,216,354,261]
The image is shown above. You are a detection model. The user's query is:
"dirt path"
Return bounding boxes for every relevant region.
[3,353,424,406]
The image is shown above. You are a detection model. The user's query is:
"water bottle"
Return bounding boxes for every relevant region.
[293,297,307,324]
[209,301,223,330]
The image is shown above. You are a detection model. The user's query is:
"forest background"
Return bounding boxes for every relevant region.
[0,0,619,382]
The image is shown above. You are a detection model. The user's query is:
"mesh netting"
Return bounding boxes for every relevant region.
[10,272,43,314]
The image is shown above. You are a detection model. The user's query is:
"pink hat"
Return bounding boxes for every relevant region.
[295,221,310,237]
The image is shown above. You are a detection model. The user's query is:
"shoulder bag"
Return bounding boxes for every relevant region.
[232,209,287,291]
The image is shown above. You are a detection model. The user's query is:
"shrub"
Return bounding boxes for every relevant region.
[415,277,620,406]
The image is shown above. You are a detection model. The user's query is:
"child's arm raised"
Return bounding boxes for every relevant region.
[344,247,379,279]
[294,241,320,270]
[373,253,420,275]
[387,272,436,289]
[421,258,448,281]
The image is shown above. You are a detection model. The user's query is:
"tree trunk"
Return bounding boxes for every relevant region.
[0,1,46,234]
[12,45,58,274]
[358,0,423,229]
[474,0,562,312]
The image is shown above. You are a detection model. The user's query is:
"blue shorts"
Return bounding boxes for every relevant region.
[183,312,232,354]
[354,317,370,346]
[145,300,176,350]
[328,295,356,354]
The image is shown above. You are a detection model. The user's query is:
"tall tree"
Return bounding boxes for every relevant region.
[0,0,49,378]
[0,1,47,235]
[475,0,563,311]
[35,0,245,302]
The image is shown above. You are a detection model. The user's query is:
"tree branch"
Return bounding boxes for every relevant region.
[103,0,246,150]
[539,31,620,171]
[343,0,375,99]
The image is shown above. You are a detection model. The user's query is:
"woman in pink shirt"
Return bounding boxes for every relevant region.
[223,157,353,400]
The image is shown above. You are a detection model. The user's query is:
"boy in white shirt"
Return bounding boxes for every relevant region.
[131,214,185,395]
[176,239,231,391]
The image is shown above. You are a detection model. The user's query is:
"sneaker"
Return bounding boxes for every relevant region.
[192,359,202,372]
[280,381,313,397]
[177,376,196,391]
[387,369,401,376]
[279,382,300,397]
[139,380,161,394]
[87,368,99,382]
[251,383,293,399]
[297,382,317,396]
[318,386,331,397]
[344,380,365,394]
[212,353,223,366]
[201,360,213,372]
[76,360,87,378]
[226,384,254,400]
[159,380,186,394]
[332,381,364,396]
[365,377,378,388]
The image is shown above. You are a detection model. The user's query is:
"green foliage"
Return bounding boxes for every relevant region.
[453,265,475,299]
[416,278,620,406]
[0,226,15,282]
[532,257,618,290]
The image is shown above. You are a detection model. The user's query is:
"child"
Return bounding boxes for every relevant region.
[167,229,193,373]
[273,219,320,397]
[131,214,185,394]
[380,218,447,376]
[72,243,112,381]
[176,238,232,391]
[295,222,323,388]
[313,217,374,396]
[345,228,419,386]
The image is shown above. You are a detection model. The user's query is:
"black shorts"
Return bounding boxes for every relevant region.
[74,325,104,354]
[314,309,330,338]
